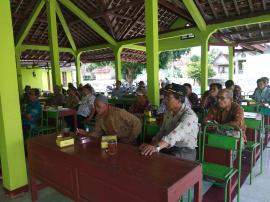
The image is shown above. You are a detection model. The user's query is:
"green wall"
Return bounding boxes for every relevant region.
[21,68,73,91]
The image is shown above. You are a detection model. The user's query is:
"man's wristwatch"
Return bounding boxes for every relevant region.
[156,144,160,152]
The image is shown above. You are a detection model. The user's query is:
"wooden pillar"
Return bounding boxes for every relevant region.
[0,0,28,192]
[114,46,123,81]
[200,37,209,94]
[228,46,234,80]
[47,0,61,88]
[145,0,159,106]
[75,53,81,86]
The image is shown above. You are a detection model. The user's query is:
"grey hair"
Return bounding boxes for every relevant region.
[95,94,108,104]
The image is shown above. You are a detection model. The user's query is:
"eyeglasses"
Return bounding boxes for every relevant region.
[217,96,227,100]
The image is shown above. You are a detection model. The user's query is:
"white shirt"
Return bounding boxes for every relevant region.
[153,104,198,149]
[77,94,95,117]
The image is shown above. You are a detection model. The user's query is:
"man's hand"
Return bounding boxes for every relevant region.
[140,144,157,156]
[76,128,87,136]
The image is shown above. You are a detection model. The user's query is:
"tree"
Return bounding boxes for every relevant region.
[86,61,114,72]
[122,62,146,84]
[84,48,191,84]
[187,55,216,84]
[159,48,190,69]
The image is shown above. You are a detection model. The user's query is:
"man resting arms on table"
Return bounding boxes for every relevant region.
[77,95,142,144]
[140,84,199,161]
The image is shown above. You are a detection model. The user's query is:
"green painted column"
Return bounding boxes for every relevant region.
[228,46,234,80]
[75,53,81,86]
[0,0,28,191]
[114,47,123,81]
[15,48,23,96]
[47,0,61,89]
[145,0,159,106]
[200,36,209,94]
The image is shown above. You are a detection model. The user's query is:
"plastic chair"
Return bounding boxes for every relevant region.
[244,118,263,184]
[202,123,243,202]
[30,110,59,137]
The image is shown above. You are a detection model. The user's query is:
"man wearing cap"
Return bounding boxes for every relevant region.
[129,89,152,118]
[77,95,142,144]
[140,83,199,160]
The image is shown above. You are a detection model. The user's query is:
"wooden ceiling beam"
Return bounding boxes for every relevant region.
[207,0,218,19]
[236,36,270,45]
[248,0,254,13]
[233,0,240,15]
[159,0,193,22]
[223,25,270,37]
[220,0,229,17]
[90,0,144,19]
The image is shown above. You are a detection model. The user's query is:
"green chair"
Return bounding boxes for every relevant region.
[141,119,160,144]
[242,105,258,112]
[202,123,243,202]
[30,110,59,137]
[260,107,270,148]
[244,118,263,184]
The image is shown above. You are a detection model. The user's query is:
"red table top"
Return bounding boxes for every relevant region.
[28,134,201,189]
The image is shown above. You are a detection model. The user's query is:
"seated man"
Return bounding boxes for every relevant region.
[49,85,66,106]
[76,84,96,129]
[77,95,142,144]
[225,80,242,103]
[252,78,270,103]
[203,89,246,142]
[140,84,199,160]
[129,89,152,118]
[261,77,269,88]
[201,83,222,109]
[136,81,147,92]
[183,83,199,107]
[111,80,126,98]
[22,88,42,139]
[21,85,31,106]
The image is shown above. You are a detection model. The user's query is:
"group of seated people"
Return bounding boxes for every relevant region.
[21,76,268,161]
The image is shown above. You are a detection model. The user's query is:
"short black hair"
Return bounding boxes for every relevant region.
[210,83,222,90]
[183,83,192,89]
[31,88,40,97]
[225,80,234,88]
[257,78,263,83]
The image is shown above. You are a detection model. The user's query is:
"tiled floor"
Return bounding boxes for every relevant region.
[232,146,270,202]
[1,146,269,202]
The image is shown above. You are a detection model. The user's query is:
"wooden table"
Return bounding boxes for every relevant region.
[46,108,77,129]
[27,134,202,202]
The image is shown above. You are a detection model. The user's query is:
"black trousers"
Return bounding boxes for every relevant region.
[161,147,196,161]
[65,115,86,131]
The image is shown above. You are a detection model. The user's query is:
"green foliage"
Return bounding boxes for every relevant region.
[187,55,216,83]
[159,48,190,69]
[84,48,191,83]
[122,62,146,83]
[86,61,114,71]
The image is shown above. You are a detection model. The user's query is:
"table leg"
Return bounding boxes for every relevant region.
[74,114,77,129]
[194,179,202,202]
[30,174,38,202]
